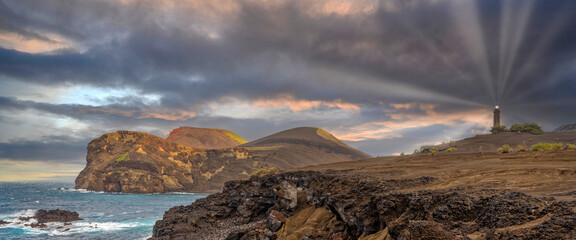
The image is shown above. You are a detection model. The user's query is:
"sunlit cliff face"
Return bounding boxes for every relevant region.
[1,0,576,181]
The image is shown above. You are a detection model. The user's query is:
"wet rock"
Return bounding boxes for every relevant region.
[30,222,47,228]
[35,209,82,223]
[0,220,11,225]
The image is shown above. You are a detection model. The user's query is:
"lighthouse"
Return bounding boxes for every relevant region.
[493,105,501,127]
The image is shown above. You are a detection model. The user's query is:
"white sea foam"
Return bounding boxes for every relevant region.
[11,209,38,219]
[1,218,150,236]
[58,188,106,194]
[58,188,202,195]
[0,209,151,236]
[167,192,200,195]
[0,209,38,229]
[0,209,34,220]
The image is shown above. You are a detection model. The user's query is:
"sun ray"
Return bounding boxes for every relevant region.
[497,0,535,102]
[390,6,486,100]
[449,0,496,103]
[501,4,575,101]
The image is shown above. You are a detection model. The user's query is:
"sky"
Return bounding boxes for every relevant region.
[1,0,576,182]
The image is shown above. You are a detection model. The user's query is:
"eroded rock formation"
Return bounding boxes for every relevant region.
[151,171,576,239]
[75,127,371,193]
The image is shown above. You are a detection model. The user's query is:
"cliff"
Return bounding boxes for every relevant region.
[166,127,247,149]
[151,150,576,239]
[75,127,370,193]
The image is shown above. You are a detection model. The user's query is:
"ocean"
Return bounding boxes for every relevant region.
[0,182,208,240]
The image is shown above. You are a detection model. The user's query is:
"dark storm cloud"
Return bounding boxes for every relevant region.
[0,0,469,104]
[0,48,107,84]
[1,0,576,158]
[2,0,575,108]
[0,96,194,127]
[0,138,87,163]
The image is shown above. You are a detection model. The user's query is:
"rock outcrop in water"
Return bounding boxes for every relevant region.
[33,209,82,224]
[151,151,576,239]
[75,127,371,193]
[6,209,83,228]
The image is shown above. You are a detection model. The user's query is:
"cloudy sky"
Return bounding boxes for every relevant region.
[1,0,575,182]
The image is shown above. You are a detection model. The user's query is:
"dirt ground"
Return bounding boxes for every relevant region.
[296,150,576,201]
[430,131,576,153]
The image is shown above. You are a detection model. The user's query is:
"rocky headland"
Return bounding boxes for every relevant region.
[75,127,371,193]
[151,150,576,239]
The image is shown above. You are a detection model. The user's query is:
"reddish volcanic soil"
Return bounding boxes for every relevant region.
[166,127,247,149]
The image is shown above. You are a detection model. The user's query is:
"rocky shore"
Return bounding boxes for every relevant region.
[0,209,82,229]
[151,151,576,239]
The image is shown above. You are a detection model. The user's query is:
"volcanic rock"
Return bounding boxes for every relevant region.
[34,209,82,224]
[75,127,371,193]
[151,150,576,239]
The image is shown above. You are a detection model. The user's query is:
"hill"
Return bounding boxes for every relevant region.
[75,127,371,193]
[555,124,576,131]
[422,131,576,153]
[240,127,372,168]
[165,127,246,149]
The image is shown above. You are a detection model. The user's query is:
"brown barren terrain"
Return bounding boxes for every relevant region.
[152,148,576,239]
[430,131,576,153]
[297,150,576,201]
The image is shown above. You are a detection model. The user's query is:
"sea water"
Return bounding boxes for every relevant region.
[0,182,208,240]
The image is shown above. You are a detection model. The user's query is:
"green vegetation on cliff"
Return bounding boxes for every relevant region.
[249,167,277,177]
[116,153,128,162]
[222,129,248,144]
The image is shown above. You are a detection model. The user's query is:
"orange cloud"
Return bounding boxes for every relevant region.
[75,106,196,121]
[139,110,197,121]
[332,104,492,141]
[390,103,416,110]
[0,30,76,53]
[251,95,360,112]
[305,0,378,16]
